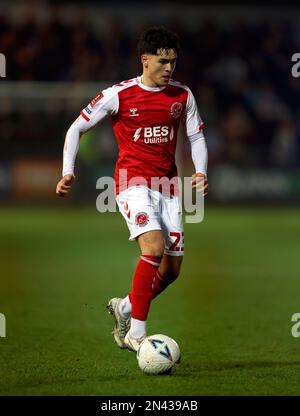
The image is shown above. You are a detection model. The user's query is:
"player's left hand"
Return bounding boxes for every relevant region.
[191,172,208,196]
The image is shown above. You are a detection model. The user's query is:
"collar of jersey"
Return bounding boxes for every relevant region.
[136,76,167,92]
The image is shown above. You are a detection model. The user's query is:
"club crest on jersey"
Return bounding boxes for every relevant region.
[129,108,139,117]
[135,212,149,227]
[90,92,103,107]
[170,102,183,119]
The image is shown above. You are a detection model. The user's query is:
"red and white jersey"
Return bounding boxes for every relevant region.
[80,76,204,194]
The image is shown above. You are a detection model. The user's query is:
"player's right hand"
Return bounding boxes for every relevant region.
[56,174,75,197]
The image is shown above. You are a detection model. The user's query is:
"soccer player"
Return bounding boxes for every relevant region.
[56,27,208,352]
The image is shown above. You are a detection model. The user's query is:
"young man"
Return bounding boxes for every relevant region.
[56,27,208,352]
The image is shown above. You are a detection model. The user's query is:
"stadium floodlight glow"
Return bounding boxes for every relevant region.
[0,53,6,78]
[0,313,6,338]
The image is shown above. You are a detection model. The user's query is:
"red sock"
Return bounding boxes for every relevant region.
[129,255,161,321]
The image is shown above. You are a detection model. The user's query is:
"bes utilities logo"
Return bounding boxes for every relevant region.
[133,126,174,143]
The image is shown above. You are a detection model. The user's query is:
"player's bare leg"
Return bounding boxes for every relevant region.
[152,254,183,299]
[124,230,165,351]
[137,230,166,257]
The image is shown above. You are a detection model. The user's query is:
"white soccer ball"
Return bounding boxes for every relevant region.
[137,334,181,375]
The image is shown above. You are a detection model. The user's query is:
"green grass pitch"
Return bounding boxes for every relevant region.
[0,205,300,395]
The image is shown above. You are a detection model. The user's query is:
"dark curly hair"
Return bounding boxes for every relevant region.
[137,26,180,56]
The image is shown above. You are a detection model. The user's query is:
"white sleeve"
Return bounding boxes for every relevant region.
[188,131,208,176]
[80,85,119,127]
[62,115,89,177]
[62,85,119,177]
[184,87,205,137]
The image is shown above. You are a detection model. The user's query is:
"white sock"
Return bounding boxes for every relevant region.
[118,296,131,319]
[129,318,146,339]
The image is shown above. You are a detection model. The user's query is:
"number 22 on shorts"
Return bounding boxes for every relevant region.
[169,232,184,252]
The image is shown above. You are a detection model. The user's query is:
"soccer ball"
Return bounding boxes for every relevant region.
[137,334,181,375]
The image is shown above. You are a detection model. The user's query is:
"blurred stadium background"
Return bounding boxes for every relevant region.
[1,0,300,396]
[1,1,300,203]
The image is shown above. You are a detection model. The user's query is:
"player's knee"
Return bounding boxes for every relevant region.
[138,231,165,258]
[142,240,165,258]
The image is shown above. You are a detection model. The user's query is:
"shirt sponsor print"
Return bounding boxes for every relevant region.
[133,126,174,143]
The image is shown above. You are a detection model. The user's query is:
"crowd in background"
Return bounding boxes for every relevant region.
[0,7,299,169]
